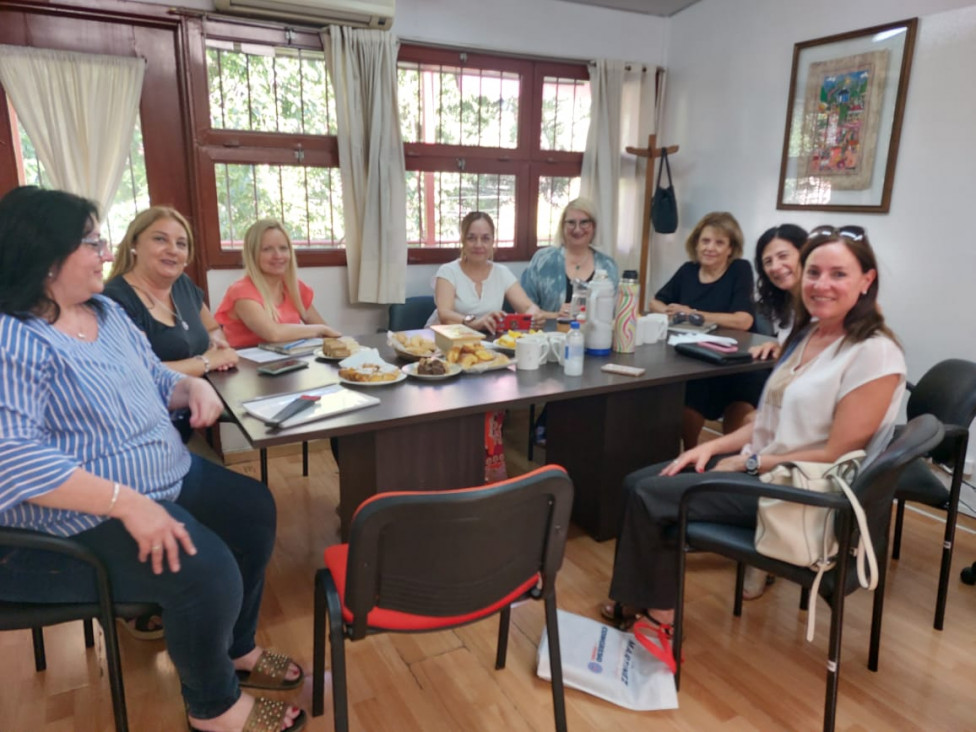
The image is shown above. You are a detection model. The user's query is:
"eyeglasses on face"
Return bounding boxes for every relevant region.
[808,225,865,243]
[564,218,594,229]
[81,234,110,255]
[672,311,705,326]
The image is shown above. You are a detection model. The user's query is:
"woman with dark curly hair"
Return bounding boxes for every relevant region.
[750,223,807,361]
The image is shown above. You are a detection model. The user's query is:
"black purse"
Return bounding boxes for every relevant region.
[650,148,678,234]
[674,341,753,365]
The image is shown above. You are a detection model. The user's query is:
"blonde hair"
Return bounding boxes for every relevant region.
[557,197,598,248]
[684,211,744,262]
[108,206,194,280]
[242,219,305,322]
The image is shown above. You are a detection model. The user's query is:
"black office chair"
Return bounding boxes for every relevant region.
[889,359,976,630]
[0,527,160,732]
[673,414,943,732]
[312,465,573,731]
[388,295,435,331]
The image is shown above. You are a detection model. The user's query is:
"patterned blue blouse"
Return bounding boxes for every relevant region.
[0,296,189,537]
[520,246,620,313]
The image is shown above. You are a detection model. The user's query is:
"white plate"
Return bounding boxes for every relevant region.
[401,362,462,380]
[338,370,407,387]
[313,338,361,361]
[462,356,516,373]
[483,339,516,355]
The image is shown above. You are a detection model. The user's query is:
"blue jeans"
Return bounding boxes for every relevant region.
[0,455,277,720]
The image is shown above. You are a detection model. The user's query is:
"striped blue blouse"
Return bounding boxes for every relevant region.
[0,296,190,537]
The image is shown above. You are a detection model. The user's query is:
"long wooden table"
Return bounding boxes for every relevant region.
[208,332,773,540]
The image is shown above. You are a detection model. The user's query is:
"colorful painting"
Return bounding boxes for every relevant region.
[799,50,889,190]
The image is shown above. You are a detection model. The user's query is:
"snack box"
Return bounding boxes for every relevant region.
[430,323,483,353]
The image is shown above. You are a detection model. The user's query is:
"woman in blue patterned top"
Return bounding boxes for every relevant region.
[520,197,619,318]
[0,188,306,732]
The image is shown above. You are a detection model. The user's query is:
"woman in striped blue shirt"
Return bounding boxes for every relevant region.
[0,188,306,732]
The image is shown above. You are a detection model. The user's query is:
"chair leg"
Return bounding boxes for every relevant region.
[31,627,46,672]
[312,569,327,718]
[935,451,967,630]
[527,404,536,461]
[800,586,810,611]
[98,608,130,732]
[543,594,568,732]
[302,441,309,477]
[891,499,905,560]
[868,556,888,672]
[84,617,95,647]
[260,448,268,485]
[823,516,853,732]
[733,562,745,617]
[495,605,511,669]
[324,572,349,732]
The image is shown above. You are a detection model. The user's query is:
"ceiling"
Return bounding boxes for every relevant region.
[552,0,702,16]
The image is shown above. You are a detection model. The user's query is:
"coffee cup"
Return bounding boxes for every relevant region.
[546,332,567,365]
[515,335,547,370]
[638,314,669,344]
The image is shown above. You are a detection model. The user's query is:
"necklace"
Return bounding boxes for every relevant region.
[566,250,591,273]
[131,282,189,331]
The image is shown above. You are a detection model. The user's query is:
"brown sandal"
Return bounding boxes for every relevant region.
[189,697,306,732]
[236,649,305,691]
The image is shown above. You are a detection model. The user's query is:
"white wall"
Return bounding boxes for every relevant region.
[658,0,976,382]
[205,0,668,334]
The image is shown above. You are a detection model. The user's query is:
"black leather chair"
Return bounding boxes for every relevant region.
[312,465,573,731]
[0,527,160,732]
[673,414,944,732]
[388,295,435,331]
[889,359,976,630]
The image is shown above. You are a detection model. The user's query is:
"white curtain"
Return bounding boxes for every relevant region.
[0,45,144,218]
[323,26,407,305]
[580,61,664,272]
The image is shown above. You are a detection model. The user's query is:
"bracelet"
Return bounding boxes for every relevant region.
[195,354,211,374]
[105,481,121,516]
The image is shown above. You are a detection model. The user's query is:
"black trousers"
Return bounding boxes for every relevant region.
[608,459,762,610]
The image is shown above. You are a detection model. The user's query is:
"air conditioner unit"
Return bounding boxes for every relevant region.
[213,0,395,30]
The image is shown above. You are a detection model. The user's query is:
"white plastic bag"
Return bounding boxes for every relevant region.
[536,609,678,711]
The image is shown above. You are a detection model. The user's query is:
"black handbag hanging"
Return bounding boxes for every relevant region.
[650,148,678,234]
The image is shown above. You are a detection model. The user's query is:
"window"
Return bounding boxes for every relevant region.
[15,115,149,248]
[399,45,588,263]
[196,24,343,267]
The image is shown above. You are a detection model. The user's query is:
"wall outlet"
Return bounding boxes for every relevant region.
[965,458,975,478]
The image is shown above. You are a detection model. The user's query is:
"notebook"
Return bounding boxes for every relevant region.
[242,384,379,429]
[667,321,718,336]
[258,338,320,357]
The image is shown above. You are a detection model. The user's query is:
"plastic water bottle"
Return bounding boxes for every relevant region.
[612,269,640,353]
[564,321,584,376]
[584,269,615,355]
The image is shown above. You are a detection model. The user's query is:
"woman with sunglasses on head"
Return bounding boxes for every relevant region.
[750,223,808,362]
[520,197,620,319]
[601,225,905,632]
[650,211,759,448]
[0,187,306,732]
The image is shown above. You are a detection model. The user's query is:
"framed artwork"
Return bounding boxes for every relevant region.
[776,18,918,213]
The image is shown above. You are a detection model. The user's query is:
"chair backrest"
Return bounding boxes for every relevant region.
[388,295,436,331]
[343,465,574,638]
[838,414,943,587]
[906,359,976,465]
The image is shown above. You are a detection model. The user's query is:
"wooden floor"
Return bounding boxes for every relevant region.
[4,408,976,731]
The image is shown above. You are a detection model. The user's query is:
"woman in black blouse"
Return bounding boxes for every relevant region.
[649,211,760,448]
[105,207,238,441]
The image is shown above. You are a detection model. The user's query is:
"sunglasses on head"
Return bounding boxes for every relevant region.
[808,225,866,243]
[672,311,705,327]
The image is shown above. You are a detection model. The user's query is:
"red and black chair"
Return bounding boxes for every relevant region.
[312,465,574,732]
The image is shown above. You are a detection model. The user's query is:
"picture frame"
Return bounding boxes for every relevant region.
[776,18,918,213]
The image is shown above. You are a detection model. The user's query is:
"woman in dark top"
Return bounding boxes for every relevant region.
[105,207,238,440]
[649,211,759,448]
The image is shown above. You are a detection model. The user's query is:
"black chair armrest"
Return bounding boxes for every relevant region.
[0,527,106,570]
[680,478,853,512]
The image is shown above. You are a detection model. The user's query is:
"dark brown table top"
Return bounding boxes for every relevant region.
[208,331,775,448]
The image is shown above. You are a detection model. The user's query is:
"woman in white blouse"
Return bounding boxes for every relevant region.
[428,211,543,333]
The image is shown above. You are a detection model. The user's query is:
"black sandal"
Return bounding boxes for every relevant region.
[600,601,644,631]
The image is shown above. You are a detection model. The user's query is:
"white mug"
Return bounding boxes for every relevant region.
[639,314,669,344]
[515,335,547,370]
[546,332,567,365]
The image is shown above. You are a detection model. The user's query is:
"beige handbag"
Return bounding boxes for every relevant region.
[754,450,878,641]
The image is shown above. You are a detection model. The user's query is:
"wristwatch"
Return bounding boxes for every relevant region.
[745,453,761,476]
[462,314,476,325]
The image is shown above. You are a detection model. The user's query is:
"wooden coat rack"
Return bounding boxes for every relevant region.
[625,133,679,312]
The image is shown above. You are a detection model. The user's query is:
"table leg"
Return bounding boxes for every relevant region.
[334,412,486,540]
[547,382,684,541]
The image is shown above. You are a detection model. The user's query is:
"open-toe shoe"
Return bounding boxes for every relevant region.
[600,600,644,631]
[188,697,306,732]
[236,649,304,691]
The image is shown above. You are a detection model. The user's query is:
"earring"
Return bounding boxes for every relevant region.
[47,271,54,278]
[131,249,137,256]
